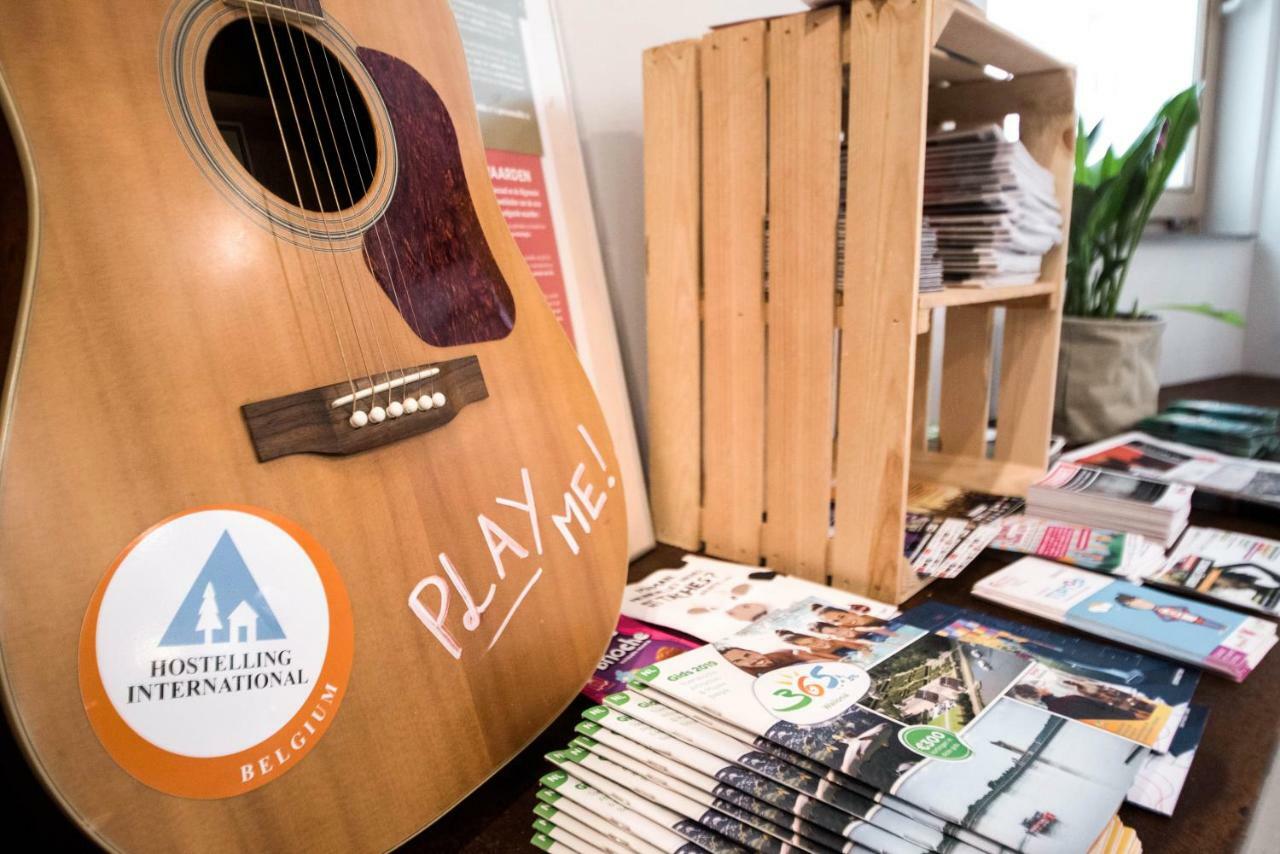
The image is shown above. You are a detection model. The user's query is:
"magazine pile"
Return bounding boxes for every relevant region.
[923,124,1063,286]
[584,616,701,703]
[974,557,1277,682]
[1137,399,1279,458]
[1064,431,1280,510]
[903,480,1024,578]
[987,516,1166,579]
[1026,462,1192,547]
[536,596,1209,853]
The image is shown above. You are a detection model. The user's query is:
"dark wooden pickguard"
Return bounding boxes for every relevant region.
[241,356,488,461]
[358,48,515,346]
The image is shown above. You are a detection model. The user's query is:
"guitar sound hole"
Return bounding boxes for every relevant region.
[204,18,377,213]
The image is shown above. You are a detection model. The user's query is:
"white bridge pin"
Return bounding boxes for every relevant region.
[369,405,387,424]
[403,397,419,414]
[418,394,434,411]
[431,391,446,408]
[387,400,404,419]
[349,409,369,429]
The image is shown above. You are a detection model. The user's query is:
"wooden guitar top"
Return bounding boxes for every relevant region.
[0,0,627,849]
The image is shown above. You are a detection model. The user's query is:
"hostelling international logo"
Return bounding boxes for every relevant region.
[79,506,353,799]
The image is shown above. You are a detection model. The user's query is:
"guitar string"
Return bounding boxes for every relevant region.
[240,1,360,406]
[320,38,440,412]
[328,47,441,409]
[286,19,418,415]
[259,4,387,419]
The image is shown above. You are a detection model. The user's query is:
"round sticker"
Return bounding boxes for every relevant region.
[898,725,973,761]
[751,661,870,725]
[79,505,353,798]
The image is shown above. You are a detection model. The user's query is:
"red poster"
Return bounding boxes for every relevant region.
[485,149,575,346]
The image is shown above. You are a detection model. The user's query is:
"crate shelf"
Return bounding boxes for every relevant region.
[644,0,1074,603]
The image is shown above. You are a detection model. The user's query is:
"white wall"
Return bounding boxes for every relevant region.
[552,0,806,459]
[1123,235,1254,384]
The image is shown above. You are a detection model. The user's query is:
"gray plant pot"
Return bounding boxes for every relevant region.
[1054,315,1166,443]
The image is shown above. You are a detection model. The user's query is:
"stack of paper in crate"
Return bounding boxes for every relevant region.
[923,124,1063,286]
[918,219,943,293]
[974,557,1278,682]
[537,595,1199,853]
[1027,461,1192,547]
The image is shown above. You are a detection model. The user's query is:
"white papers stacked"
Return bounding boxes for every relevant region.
[987,515,1167,579]
[924,124,1063,286]
[1027,462,1192,547]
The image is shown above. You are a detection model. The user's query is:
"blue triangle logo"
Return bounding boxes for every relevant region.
[159,530,287,647]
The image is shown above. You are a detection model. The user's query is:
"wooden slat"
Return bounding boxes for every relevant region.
[831,0,932,602]
[910,451,1045,497]
[935,2,1065,74]
[762,8,842,582]
[938,305,994,457]
[918,280,1055,309]
[912,323,933,451]
[928,68,1075,126]
[929,48,989,84]
[994,101,1076,467]
[643,41,703,549]
[700,21,767,563]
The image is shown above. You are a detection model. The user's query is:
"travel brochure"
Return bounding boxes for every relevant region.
[1026,461,1192,546]
[621,597,1169,853]
[1064,431,1280,510]
[987,516,1165,578]
[973,558,1277,682]
[621,555,898,643]
[583,616,700,703]
[1148,527,1280,619]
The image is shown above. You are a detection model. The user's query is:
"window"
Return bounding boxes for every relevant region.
[986,0,1221,223]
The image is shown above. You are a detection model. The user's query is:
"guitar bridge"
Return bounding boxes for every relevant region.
[241,356,487,461]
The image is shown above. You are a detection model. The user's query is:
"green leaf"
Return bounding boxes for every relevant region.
[1153,302,1246,327]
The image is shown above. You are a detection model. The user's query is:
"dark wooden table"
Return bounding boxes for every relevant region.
[5,375,1278,851]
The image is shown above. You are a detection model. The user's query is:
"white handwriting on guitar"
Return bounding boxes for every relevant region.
[406,425,614,659]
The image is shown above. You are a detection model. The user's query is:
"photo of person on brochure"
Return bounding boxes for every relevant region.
[810,602,896,635]
[1008,679,1155,721]
[1111,594,1227,630]
[718,645,834,676]
[775,629,872,658]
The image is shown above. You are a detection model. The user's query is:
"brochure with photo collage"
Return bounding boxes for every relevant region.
[625,598,1197,853]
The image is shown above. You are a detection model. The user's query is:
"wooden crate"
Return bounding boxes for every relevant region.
[644,0,1075,603]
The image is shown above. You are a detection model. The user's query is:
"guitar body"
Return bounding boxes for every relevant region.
[0,1,626,850]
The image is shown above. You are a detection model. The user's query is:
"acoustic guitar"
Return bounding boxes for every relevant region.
[0,0,626,849]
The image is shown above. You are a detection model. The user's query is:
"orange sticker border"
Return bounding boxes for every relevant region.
[78,504,354,799]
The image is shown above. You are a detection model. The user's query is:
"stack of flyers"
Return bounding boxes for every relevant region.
[904,480,1024,578]
[986,516,1166,579]
[923,125,1063,287]
[1063,431,1280,510]
[1165,399,1280,431]
[973,558,1278,681]
[1086,816,1143,854]
[600,597,1189,853]
[621,555,898,643]
[1147,527,1280,618]
[1026,462,1192,547]
[1138,410,1278,458]
[583,617,702,703]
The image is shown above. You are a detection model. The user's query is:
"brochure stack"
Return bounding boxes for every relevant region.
[1026,462,1192,547]
[535,594,1206,853]
[974,558,1277,681]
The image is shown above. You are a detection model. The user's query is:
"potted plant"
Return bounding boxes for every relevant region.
[1055,84,1243,442]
